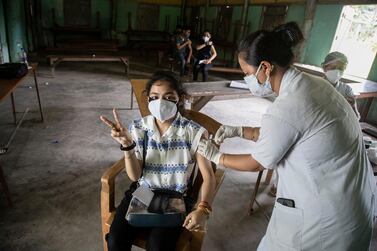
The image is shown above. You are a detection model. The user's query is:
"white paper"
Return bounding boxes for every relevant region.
[132,186,154,206]
[199,60,206,64]
[229,80,248,90]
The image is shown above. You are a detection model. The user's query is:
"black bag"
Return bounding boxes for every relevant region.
[148,189,185,213]
[0,63,28,79]
[125,131,190,227]
[125,190,186,227]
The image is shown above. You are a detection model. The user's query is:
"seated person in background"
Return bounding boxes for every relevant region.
[193,30,217,82]
[175,26,193,76]
[100,71,216,251]
[322,51,360,119]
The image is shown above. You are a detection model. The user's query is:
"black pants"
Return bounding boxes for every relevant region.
[106,188,182,251]
[193,61,212,82]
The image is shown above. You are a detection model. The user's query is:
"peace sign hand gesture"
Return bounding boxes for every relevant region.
[100,108,133,147]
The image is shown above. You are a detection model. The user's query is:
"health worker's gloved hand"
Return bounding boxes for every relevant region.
[214,125,243,144]
[197,139,222,165]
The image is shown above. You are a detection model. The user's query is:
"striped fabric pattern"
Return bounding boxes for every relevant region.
[128,113,206,193]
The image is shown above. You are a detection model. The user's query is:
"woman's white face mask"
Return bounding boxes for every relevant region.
[148,99,178,122]
[203,36,210,43]
[325,69,343,84]
[244,64,275,97]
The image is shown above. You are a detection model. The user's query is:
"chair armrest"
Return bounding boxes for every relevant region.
[181,168,224,250]
[101,157,125,220]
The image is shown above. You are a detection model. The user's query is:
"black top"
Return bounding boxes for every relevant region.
[196,39,212,60]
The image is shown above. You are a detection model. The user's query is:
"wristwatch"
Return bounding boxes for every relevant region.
[120,141,136,151]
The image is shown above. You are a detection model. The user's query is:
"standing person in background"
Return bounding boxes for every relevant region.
[193,31,217,82]
[168,25,183,59]
[175,26,193,77]
[322,51,360,119]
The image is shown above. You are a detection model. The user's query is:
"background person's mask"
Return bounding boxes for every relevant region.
[148,99,177,122]
[325,69,343,84]
[244,64,274,97]
[203,36,210,43]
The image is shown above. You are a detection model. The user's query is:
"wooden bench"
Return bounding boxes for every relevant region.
[47,54,130,77]
[46,39,120,53]
[208,66,243,75]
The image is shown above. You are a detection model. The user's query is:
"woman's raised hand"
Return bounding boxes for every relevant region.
[214,125,243,144]
[100,108,133,146]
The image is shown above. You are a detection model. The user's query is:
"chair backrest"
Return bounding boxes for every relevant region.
[130,78,220,140]
[130,79,151,117]
[130,79,221,200]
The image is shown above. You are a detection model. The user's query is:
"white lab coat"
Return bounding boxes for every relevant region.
[328,79,360,120]
[251,67,376,251]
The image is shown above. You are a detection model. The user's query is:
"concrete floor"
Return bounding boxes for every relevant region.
[0,59,376,251]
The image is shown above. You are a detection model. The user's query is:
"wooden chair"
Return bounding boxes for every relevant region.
[101,79,225,251]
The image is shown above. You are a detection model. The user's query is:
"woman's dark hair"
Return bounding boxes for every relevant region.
[203,30,211,35]
[145,71,187,113]
[238,22,304,68]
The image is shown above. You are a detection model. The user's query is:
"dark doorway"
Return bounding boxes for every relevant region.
[216,6,233,40]
[261,6,288,30]
[63,0,91,27]
[137,4,160,31]
[189,7,201,36]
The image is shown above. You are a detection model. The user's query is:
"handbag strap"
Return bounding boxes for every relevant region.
[142,130,148,175]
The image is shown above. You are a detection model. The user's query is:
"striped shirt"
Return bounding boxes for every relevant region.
[128,112,206,194]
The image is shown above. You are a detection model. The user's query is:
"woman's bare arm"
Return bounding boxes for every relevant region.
[243,127,260,142]
[207,45,217,64]
[124,151,142,181]
[220,153,263,172]
[196,152,216,205]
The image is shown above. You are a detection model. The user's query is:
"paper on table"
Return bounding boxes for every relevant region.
[229,80,248,90]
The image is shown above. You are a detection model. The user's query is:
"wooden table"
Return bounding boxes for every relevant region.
[0,63,44,206]
[0,63,44,123]
[293,63,358,83]
[248,169,274,216]
[209,66,244,76]
[360,122,377,176]
[47,54,130,77]
[184,80,250,111]
[348,80,377,121]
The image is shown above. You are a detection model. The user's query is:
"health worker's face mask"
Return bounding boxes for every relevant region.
[244,64,274,97]
[148,99,178,122]
[325,69,343,84]
[203,36,210,43]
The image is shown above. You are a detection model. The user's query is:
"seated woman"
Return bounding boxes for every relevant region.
[100,71,216,251]
[193,31,217,82]
[321,51,360,119]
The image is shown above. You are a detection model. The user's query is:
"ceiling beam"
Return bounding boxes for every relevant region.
[186,0,377,6]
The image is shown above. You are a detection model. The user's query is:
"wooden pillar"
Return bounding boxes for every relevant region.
[298,0,318,63]
[110,0,117,38]
[204,0,210,29]
[127,12,132,30]
[180,0,187,25]
[238,0,249,41]
[233,0,249,67]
